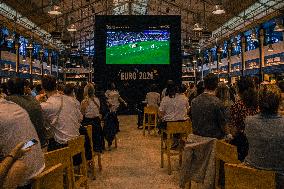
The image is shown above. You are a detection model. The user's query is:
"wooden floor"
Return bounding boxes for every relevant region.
[88,115,180,189]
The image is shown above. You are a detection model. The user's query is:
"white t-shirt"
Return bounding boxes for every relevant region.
[0,99,45,184]
[82,97,100,118]
[159,94,190,122]
[41,94,83,144]
[105,90,121,112]
[146,92,160,108]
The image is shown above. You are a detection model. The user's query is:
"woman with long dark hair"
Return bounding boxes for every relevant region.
[229,77,259,161]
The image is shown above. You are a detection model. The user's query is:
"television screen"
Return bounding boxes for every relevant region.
[106,30,170,65]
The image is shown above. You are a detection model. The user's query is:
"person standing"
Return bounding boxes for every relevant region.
[229,77,259,161]
[81,83,104,153]
[104,82,127,150]
[191,73,227,139]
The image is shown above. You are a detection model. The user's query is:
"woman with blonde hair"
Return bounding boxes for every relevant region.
[81,83,104,153]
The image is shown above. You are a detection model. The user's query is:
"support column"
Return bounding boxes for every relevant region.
[63,57,66,84]
[39,49,44,77]
[217,49,221,79]
[209,50,212,73]
[15,42,20,74]
[227,42,232,84]
[259,28,265,82]
[29,50,33,83]
[48,50,52,76]
[241,34,246,76]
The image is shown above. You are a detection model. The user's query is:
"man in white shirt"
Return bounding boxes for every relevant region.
[0,98,45,188]
[40,76,83,151]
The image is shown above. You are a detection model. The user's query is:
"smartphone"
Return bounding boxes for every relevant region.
[22,139,38,150]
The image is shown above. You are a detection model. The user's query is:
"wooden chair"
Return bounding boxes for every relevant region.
[215,140,240,189]
[224,163,276,189]
[143,106,158,136]
[68,136,89,189]
[44,147,73,189]
[32,163,64,189]
[160,120,192,175]
[84,125,102,180]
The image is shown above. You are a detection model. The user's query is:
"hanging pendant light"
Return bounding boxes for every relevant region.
[48,5,62,15]
[212,5,225,15]
[268,44,274,52]
[274,19,284,32]
[67,24,77,32]
[193,23,203,31]
[6,33,15,42]
[26,41,33,51]
[251,29,258,42]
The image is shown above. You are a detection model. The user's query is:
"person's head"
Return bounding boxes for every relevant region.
[84,83,95,98]
[23,80,32,95]
[110,82,116,90]
[7,78,25,95]
[204,73,218,91]
[149,84,158,93]
[166,83,176,98]
[57,83,65,93]
[41,75,57,93]
[179,84,187,94]
[278,81,284,93]
[237,77,258,109]
[35,84,43,94]
[196,81,205,95]
[259,84,281,115]
[237,77,255,95]
[64,83,75,96]
[216,83,230,102]
[0,83,8,95]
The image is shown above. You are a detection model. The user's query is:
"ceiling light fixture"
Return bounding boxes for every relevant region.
[193,23,203,31]
[274,19,284,32]
[48,5,62,15]
[251,29,258,42]
[212,5,225,15]
[268,44,274,52]
[6,33,15,42]
[26,41,33,50]
[67,24,77,32]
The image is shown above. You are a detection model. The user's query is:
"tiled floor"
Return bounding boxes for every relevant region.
[88,115,180,189]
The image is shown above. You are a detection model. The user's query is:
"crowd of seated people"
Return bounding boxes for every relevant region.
[156,73,283,188]
[0,76,121,188]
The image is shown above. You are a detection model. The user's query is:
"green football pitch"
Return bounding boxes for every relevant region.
[106,40,170,65]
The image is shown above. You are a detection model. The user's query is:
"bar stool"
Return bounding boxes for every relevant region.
[160,120,192,175]
[143,106,158,136]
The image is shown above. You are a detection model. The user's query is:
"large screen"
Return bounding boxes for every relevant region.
[106,30,170,65]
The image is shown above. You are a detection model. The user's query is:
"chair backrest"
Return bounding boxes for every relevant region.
[44,147,71,169]
[215,140,239,163]
[215,140,240,189]
[166,120,192,135]
[225,163,276,189]
[32,163,64,189]
[67,135,85,156]
[144,106,158,114]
